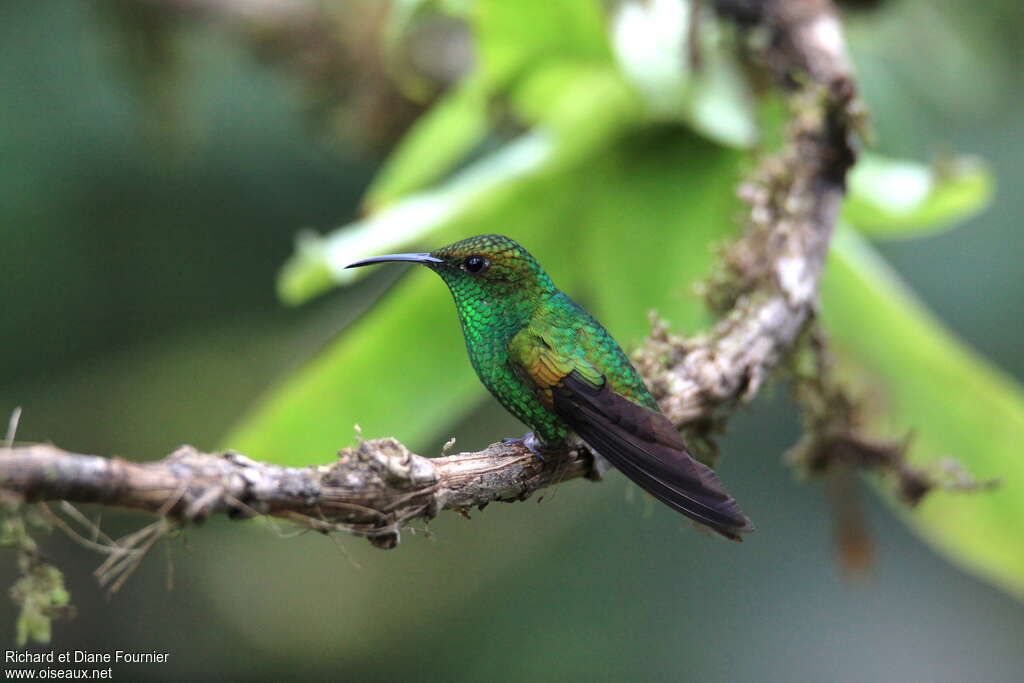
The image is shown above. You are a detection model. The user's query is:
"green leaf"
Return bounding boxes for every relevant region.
[279,66,643,305]
[842,154,994,238]
[821,226,1024,598]
[610,0,756,147]
[369,0,643,210]
[278,132,554,305]
[579,129,744,340]
[472,0,612,90]
[364,60,644,216]
[363,76,491,211]
[510,62,644,164]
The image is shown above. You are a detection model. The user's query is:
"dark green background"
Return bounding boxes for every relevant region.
[1,1,1022,681]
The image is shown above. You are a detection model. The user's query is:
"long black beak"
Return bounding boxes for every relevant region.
[345,253,444,269]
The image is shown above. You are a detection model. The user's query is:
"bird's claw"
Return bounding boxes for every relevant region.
[502,433,547,462]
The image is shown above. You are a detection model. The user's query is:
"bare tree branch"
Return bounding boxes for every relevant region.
[1,0,860,547]
[0,441,593,549]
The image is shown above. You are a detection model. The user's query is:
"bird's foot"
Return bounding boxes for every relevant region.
[502,432,549,463]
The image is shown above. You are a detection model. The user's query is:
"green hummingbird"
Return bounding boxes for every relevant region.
[347,234,753,541]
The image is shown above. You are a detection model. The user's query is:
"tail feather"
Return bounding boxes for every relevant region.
[553,373,754,541]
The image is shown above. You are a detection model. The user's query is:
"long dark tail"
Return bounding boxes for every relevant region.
[553,374,754,541]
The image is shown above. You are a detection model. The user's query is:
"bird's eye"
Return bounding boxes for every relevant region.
[462,256,490,274]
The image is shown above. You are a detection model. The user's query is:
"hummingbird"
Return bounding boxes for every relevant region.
[347,234,753,541]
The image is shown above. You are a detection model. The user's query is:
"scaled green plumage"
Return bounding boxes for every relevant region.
[347,234,753,540]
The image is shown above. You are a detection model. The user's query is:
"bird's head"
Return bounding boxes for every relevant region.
[346,235,556,315]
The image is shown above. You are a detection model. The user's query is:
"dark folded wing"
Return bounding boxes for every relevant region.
[553,371,754,541]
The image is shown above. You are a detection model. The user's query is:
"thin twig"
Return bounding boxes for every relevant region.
[5,407,21,448]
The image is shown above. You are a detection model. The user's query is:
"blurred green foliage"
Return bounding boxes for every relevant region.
[823,227,1024,598]
[843,153,993,237]
[2,0,1024,680]
[2,515,72,646]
